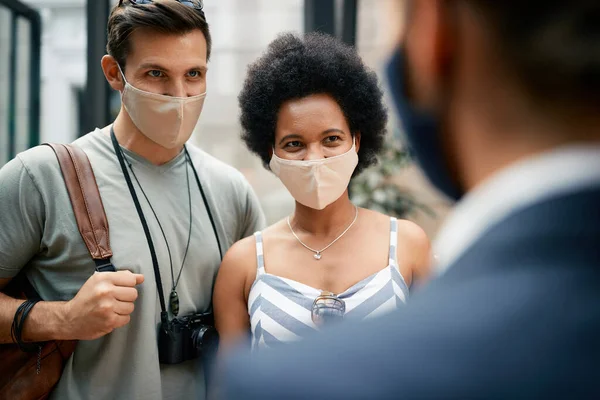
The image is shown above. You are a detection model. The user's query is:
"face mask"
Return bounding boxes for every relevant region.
[270,141,359,210]
[119,65,206,149]
[386,49,463,201]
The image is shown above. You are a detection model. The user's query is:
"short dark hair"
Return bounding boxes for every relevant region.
[238,32,388,175]
[466,1,600,113]
[107,0,212,70]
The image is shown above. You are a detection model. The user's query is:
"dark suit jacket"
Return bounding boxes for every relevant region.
[223,187,600,399]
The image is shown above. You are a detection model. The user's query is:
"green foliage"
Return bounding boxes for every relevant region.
[350,135,435,219]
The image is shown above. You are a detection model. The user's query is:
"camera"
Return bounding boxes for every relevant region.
[158,311,219,365]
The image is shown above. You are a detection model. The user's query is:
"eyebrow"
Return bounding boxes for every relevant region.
[138,63,208,72]
[278,129,346,145]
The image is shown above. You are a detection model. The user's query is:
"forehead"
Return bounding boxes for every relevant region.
[276,94,350,133]
[126,27,208,68]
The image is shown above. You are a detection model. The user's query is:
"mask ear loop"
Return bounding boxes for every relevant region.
[116,63,129,103]
[117,63,127,84]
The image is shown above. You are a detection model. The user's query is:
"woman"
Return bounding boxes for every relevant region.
[213,32,431,351]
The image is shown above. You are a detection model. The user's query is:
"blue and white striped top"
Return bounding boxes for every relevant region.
[248,217,409,349]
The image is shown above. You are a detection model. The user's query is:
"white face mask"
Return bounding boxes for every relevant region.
[119,65,206,149]
[269,140,359,210]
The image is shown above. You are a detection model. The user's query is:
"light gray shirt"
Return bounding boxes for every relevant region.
[0,126,266,399]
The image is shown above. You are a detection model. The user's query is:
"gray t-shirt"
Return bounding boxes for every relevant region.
[0,126,266,399]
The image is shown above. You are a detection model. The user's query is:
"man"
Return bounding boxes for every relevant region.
[0,0,265,399]
[222,1,600,398]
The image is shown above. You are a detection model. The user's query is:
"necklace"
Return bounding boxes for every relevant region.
[287,205,359,261]
[125,152,193,316]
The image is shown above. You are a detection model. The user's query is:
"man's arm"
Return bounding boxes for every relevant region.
[0,155,144,344]
[0,272,144,344]
[0,278,70,343]
[0,156,55,343]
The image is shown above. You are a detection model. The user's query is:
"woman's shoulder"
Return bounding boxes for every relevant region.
[396,219,429,247]
[217,233,263,300]
[359,208,428,244]
[221,220,288,270]
[360,208,431,278]
[223,234,259,264]
[218,235,259,289]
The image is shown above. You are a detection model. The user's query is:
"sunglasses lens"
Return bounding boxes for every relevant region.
[122,0,203,14]
[181,0,203,11]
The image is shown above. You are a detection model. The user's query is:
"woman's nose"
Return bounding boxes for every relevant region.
[304,143,325,160]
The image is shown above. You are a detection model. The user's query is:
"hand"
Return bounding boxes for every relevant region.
[62,270,144,340]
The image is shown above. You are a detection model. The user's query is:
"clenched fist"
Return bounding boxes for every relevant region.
[63,270,144,340]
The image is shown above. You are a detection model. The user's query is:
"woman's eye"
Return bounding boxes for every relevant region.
[284,141,302,148]
[148,70,163,78]
[324,136,341,143]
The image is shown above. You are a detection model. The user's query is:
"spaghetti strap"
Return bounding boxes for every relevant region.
[388,218,399,267]
[254,231,266,275]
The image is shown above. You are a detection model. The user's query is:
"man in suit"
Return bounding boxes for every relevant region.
[221,1,600,398]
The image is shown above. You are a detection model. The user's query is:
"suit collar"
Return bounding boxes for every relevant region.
[433,144,600,276]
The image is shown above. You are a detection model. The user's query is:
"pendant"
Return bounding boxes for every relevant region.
[169,289,180,316]
[314,252,322,261]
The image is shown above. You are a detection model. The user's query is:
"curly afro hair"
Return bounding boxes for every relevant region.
[238,32,388,175]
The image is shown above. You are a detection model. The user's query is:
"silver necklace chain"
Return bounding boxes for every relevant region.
[287,205,359,260]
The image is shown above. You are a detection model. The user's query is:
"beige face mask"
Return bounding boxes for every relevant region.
[270,140,359,210]
[119,66,206,149]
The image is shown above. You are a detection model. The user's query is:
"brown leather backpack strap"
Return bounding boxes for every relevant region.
[44,143,114,270]
[0,144,115,400]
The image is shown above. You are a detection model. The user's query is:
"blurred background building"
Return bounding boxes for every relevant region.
[0,0,451,238]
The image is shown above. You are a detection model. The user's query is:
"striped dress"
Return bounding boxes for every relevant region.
[248,217,409,349]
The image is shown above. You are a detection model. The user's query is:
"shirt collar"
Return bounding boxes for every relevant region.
[432,144,600,276]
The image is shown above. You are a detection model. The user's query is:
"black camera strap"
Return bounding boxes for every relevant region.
[110,127,223,327]
[184,146,223,261]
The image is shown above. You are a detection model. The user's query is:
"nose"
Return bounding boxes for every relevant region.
[304,143,325,161]
[167,79,187,98]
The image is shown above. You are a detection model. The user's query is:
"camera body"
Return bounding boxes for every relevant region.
[158,311,219,365]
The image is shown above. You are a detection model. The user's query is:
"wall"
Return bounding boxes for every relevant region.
[356,0,452,238]
[192,0,304,225]
[20,0,85,145]
[0,6,12,166]
[18,0,451,237]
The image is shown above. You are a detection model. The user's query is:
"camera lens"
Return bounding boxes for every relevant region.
[191,326,219,354]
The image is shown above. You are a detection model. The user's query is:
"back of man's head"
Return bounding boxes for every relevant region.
[466,1,600,118]
[107,0,211,71]
[392,0,600,199]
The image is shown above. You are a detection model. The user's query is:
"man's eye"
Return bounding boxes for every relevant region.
[324,136,341,143]
[188,70,202,78]
[148,70,163,78]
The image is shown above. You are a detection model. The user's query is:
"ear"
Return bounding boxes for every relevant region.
[101,55,124,92]
[404,0,454,109]
[354,132,361,153]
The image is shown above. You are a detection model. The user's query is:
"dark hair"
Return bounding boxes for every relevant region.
[107,0,212,70]
[466,1,600,112]
[238,32,388,175]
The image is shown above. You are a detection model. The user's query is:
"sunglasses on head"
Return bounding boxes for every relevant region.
[118,0,205,18]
